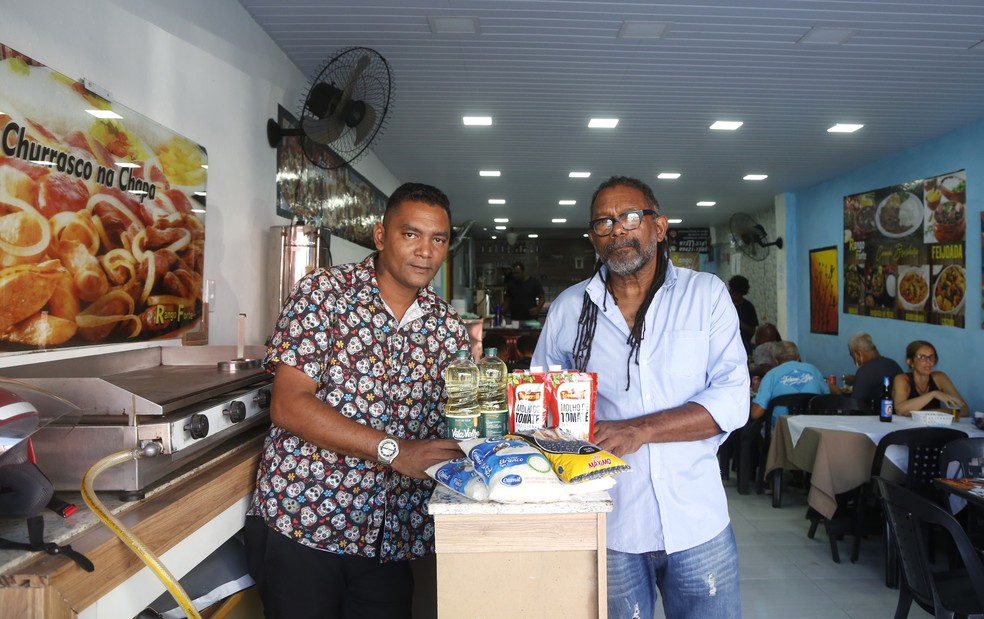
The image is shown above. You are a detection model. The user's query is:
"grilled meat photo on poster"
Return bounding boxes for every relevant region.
[0,43,207,351]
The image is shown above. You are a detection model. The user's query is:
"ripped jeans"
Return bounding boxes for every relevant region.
[607,525,741,619]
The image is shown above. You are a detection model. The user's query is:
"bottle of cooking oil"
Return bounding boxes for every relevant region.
[443,349,480,440]
[477,347,509,438]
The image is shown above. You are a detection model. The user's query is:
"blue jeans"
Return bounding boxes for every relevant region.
[607,525,741,619]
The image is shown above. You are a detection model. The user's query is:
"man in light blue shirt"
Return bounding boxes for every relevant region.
[532,176,749,619]
[750,340,829,427]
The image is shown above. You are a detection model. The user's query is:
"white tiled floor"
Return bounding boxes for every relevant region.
[654,479,925,619]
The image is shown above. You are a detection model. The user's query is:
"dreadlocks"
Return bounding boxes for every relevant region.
[571,176,671,390]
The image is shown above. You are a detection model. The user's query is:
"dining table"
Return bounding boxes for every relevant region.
[765,415,984,519]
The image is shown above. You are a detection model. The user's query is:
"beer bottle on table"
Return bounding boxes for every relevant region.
[879,376,893,423]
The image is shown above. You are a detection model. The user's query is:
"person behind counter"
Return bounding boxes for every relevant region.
[728,275,758,354]
[504,261,545,321]
[532,176,747,619]
[892,340,968,417]
[244,182,468,619]
[846,331,903,414]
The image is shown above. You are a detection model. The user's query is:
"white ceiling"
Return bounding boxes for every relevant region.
[238,0,984,237]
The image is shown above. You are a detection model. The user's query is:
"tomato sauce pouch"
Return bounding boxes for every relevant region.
[508,369,549,433]
[546,370,597,441]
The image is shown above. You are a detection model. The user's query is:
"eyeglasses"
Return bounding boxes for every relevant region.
[588,209,658,236]
[914,353,937,363]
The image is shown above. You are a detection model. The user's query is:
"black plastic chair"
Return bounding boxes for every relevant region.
[820,426,967,570]
[736,392,814,498]
[808,394,868,416]
[938,437,984,547]
[875,477,984,619]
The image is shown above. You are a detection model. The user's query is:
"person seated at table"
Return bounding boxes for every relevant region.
[749,323,782,378]
[846,331,903,414]
[892,340,968,417]
[750,341,829,427]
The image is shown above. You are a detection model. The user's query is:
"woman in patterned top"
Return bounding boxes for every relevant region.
[245,182,469,619]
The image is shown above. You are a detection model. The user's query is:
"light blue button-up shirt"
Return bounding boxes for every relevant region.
[532,262,749,554]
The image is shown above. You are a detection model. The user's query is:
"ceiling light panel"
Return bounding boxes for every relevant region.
[494,225,507,230]
[569,171,591,178]
[558,200,577,205]
[743,174,768,181]
[488,199,505,204]
[551,218,567,223]
[696,201,716,207]
[493,218,509,223]
[657,172,681,179]
[479,170,501,177]
[428,16,478,34]
[709,121,743,131]
[827,124,864,133]
[588,118,619,128]
[463,116,492,125]
[667,218,683,224]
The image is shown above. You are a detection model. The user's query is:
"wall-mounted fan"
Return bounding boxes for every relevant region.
[729,213,783,261]
[267,47,392,169]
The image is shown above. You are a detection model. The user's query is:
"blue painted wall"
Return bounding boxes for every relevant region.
[790,118,983,412]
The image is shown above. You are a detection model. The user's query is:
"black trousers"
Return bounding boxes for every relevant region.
[244,516,413,619]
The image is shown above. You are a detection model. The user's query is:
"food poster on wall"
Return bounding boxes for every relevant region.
[843,170,966,328]
[0,44,207,353]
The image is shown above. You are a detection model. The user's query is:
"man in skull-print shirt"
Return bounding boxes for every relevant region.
[245,183,469,619]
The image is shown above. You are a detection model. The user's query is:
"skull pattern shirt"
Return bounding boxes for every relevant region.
[250,254,468,561]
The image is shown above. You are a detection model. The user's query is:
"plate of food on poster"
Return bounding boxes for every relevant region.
[923,173,966,244]
[896,265,930,312]
[875,191,922,239]
[846,192,878,241]
[932,264,965,315]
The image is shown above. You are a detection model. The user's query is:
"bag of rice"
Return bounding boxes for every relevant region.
[509,428,631,484]
[459,437,570,503]
[426,457,489,501]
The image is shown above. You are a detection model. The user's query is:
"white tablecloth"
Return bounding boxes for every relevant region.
[786,415,984,473]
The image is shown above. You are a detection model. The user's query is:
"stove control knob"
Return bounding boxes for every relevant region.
[255,389,272,409]
[226,401,247,424]
[185,413,209,439]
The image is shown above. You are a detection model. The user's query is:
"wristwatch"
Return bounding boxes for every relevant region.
[376,436,400,466]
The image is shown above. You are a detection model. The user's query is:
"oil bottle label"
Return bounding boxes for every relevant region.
[481,408,509,439]
[446,414,480,440]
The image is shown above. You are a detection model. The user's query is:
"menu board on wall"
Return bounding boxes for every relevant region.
[0,43,208,353]
[843,171,966,328]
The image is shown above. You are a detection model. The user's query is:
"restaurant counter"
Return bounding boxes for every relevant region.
[427,486,612,619]
[0,431,262,619]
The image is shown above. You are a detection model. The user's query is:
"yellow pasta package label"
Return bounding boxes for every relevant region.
[508,428,631,484]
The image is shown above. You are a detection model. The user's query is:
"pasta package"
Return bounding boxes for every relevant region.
[509,428,631,484]
[426,457,489,502]
[459,437,569,503]
[507,369,549,434]
[545,370,597,441]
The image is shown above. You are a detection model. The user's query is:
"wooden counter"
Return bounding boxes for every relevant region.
[428,486,611,619]
[0,432,262,619]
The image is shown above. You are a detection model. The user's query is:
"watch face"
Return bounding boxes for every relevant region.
[379,438,398,461]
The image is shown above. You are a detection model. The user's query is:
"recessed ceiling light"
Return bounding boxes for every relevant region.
[488,199,506,204]
[797,27,855,45]
[559,200,577,205]
[569,171,591,178]
[86,109,123,119]
[428,16,479,34]
[828,123,864,133]
[697,201,716,207]
[709,121,743,131]
[551,218,567,223]
[743,174,768,181]
[480,170,501,177]
[493,218,509,223]
[617,21,671,39]
[588,118,619,129]
[583,233,589,238]
[463,116,492,126]
[657,172,681,180]
[528,234,539,238]
[667,218,683,224]
[490,235,498,239]
[494,225,507,230]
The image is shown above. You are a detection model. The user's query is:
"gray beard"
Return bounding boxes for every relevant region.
[603,236,658,276]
